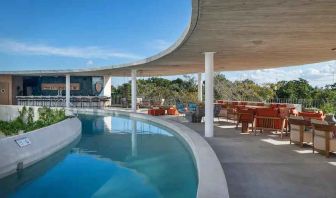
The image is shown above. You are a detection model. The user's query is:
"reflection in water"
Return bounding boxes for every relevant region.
[0,137,81,197]
[103,116,112,132]
[0,114,197,198]
[132,119,138,157]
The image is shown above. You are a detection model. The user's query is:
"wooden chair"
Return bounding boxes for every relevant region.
[214,104,222,121]
[236,108,255,133]
[254,108,286,138]
[312,121,336,157]
[227,107,238,123]
[299,112,324,121]
[288,116,312,147]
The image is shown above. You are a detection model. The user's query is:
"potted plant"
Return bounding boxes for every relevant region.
[320,103,336,124]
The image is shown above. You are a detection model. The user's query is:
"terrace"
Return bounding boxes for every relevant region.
[174,118,336,198]
[1,0,336,197]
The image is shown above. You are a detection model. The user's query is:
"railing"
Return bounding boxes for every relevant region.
[220,97,334,109]
[111,94,178,108]
[266,98,324,108]
[16,96,110,108]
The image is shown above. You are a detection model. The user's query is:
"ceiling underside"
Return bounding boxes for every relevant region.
[2,0,336,76]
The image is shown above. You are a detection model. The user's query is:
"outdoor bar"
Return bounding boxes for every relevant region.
[0,75,112,108]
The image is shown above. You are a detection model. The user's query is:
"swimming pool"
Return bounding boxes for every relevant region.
[0,114,198,198]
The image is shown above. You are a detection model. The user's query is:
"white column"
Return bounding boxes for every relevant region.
[131,120,137,157]
[131,69,137,112]
[204,52,215,137]
[101,76,112,106]
[197,73,203,102]
[102,76,112,97]
[65,74,70,108]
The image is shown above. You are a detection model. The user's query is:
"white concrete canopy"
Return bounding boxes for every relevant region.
[1,0,335,77]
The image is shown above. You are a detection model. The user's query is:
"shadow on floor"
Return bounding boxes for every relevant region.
[170,118,336,198]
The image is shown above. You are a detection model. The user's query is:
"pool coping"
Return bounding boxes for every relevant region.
[69,108,229,198]
[0,117,82,179]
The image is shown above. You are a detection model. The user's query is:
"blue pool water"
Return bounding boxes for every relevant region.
[0,114,198,198]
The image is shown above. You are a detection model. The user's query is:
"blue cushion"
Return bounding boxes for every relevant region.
[188,102,197,112]
[176,103,185,113]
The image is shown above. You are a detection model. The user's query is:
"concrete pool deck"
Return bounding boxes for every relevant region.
[168,118,336,198]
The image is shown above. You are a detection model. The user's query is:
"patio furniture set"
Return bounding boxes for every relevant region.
[147,106,178,116]
[215,100,298,138]
[147,102,205,122]
[216,100,336,158]
[289,114,336,158]
[146,99,336,158]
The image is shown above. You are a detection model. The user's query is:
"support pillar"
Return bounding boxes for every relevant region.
[204,52,215,137]
[102,76,112,106]
[131,70,137,112]
[65,74,70,108]
[197,73,203,102]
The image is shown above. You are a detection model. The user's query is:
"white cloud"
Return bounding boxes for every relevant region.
[0,38,142,60]
[86,60,94,66]
[225,60,336,87]
[147,39,171,51]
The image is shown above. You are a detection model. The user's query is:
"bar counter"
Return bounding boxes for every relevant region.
[16,96,110,108]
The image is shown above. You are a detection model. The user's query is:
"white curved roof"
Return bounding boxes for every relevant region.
[2,0,336,76]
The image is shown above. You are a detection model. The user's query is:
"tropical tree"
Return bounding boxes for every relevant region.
[276,78,313,99]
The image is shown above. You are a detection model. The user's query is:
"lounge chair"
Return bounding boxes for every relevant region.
[176,102,187,115]
[185,105,204,123]
[188,102,197,112]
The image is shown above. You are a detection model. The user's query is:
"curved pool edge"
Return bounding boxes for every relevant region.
[69,108,229,198]
[0,117,82,179]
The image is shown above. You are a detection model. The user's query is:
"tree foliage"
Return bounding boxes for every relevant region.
[113,75,336,113]
[275,78,313,99]
[113,76,198,104]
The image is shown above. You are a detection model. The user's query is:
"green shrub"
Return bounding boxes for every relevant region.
[320,102,336,115]
[0,106,68,136]
[0,120,18,136]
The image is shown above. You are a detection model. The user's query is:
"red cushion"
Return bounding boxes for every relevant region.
[298,112,323,120]
[255,108,283,129]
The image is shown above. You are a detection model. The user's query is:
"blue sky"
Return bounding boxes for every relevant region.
[0,0,191,70]
[0,0,335,87]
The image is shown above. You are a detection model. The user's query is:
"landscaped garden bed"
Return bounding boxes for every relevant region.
[0,106,67,137]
